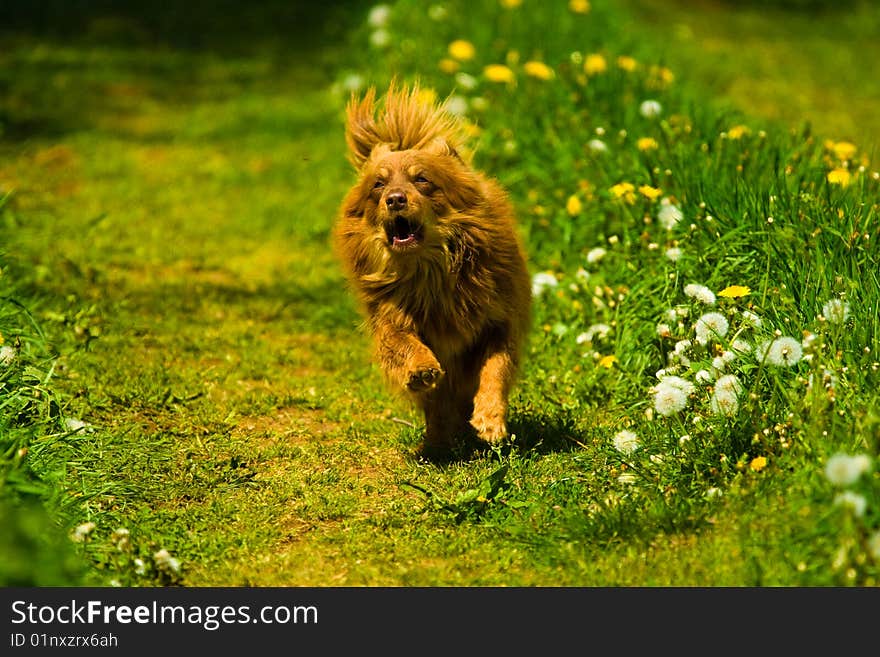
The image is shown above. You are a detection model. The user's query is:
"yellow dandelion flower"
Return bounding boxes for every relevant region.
[831,141,857,161]
[610,182,635,204]
[439,58,460,74]
[584,53,607,76]
[569,0,591,13]
[718,285,751,298]
[523,60,555,80]
[749,456,768,472]
[566,195,583,216]
[649,65,675,87]
[448,39,476,62]
[727,124,750,139]
[827,168,851,187]
[598,354,617,368]
[638,184,662,200]
[484,64,516,84]
[616,55,637,72]
[637,137,659,151]
[500,0,522,7]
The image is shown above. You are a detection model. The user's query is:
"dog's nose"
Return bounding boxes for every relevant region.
[385,191,407,211]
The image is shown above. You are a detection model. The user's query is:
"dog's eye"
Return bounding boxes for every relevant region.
[373,180,385,190]
[414,175,431,184]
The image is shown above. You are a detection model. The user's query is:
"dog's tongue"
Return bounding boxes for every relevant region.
[392,216,415,245]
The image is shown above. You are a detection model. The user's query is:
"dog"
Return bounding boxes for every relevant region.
[333,82,531,456]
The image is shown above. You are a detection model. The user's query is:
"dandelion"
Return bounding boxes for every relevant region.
[569,0,591,13]
[657,199,683,230]
[71,522,96,542]
[656,322,671,338]
[112,528,131,551]
[830,141,857,161]
[587,138,607,153]
[0,345,16,366]
[824,453,871,486]
[827,168,851,187]
[133,558,147,576]
[524,61,555,80]
[639,99,662,118]
[484,64,515,83]
[718,285,750,298]
[578,323,611,343]
[731,338,752,355]
[727,125,750,139]
[665,247,682,262]
[439,58,460,74]
[616,55,637,71]
[822,298,850,324]
[586,247,607,264]
[694,312,729,345]
[834,491,867,517]
[758,337,803,367]
[367,4,392,28]
[609,182,635,204]
[695,369,713,384]
[153,548,181,573]
[454,72,478,90]
[338,73,365,94]
[741,309,762,328]
[638,184,662,200]
[428,4,448,20]
[613,429,639,455]
[500,0,522,7]
[584,53,607,75]
[369,29,391,48]
[598,354,617,368]
[444,95,468,116]
[531,272,558,296]
[648,66,675,87]
[706,487,722,499]
[710,374,741,416]
[653,379,691,416]
[684,283,716,305]
[749,456,768,472]
[566,195,583,216]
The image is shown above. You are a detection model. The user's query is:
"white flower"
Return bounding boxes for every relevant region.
[575,267,590,281]
[695,369,713,384]
[657,198,683,229]
[711,356,726,372]
[612,429,639,455]
[444,95,468,116]
[822,298,851,324]
[134,558,147,576]
[154,548,181,573]
[694,312,729,345]
[684,283,716,305]
[656,322,672,338]
[706,487,722,500]
[710,375,742,417]
[731,338,752,354]
[369,29,391,48]
[740,310,762,327]
[531,272,558,296]
[577,323,611,344]
[757,337,803,367]
[639,99,662,118]
[824,453,871,486]
[0,345,16,366]
[665,247,682,262]
[715,374,742,395]
[653,379,690,416]
[428,4,448,20]
[588,139,608,153]
[338,73,365,94]
[64,417,94,433]
[71,522,96,542]
[586,247,607,264]
[367,4,392,27]
[834,491,867,517]
[454,72,478,91]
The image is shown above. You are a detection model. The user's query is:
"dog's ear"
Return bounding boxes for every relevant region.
[424,137,465,162]
[345,88,382,169]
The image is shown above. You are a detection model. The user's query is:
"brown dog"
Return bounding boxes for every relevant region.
[333,83,531,455]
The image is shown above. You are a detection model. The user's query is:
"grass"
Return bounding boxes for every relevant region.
[1,0,878,586]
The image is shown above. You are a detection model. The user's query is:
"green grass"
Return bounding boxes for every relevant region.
[1,0,878,586]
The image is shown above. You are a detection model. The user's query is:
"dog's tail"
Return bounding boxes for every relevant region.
[345,80,470,168]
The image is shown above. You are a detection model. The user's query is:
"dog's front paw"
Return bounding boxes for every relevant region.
[470,413,508,444]
[406,365,444,392]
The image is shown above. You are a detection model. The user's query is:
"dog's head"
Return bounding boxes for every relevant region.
[340,83,483,256]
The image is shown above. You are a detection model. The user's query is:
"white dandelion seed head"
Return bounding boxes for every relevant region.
[712,356,726,372]
[134,558,147,575]
[673,339,692,355]
[369,29,391,48]
[715,374,743,396]
[653,380,690,416]
[759,336,803,367]
[706,487,722,500]
[71,521,96,542]
[428,4,448,20]
[531,272,558,296]
[679,434,691,445]
[578,323,611,344]
[154,549,181,573]
[0,345,18,366]
[656,374,696,395]
[695,369,713,384]
[575,267,590,281]
[665,247,682,262]
[367,4,392,28]
[694,312,729,345]
[588,139,608,153]
[822,298,851,325]
[586,247,607,264]
[710,388,739,416]
[657,199,683,230]
[612,429,640,455]
[824,453,872,487]
[454,72,478,90]
[731,338,752,354]
[834,491,867,517]
[684,283,716,305]
[639,99,662,118]
[740,310,762,328]
[656,322,672,338]
[721,350,738,363]
[443,95,468,116]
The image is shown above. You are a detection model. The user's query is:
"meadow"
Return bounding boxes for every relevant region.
[1,0,878,586]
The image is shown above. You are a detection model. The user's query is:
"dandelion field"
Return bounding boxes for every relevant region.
[1,0,879,586]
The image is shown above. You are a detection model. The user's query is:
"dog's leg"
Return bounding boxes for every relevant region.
[470,330,519,444]
[371,308,444,393]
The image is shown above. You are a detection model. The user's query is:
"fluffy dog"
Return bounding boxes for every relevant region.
[333,83,531,456]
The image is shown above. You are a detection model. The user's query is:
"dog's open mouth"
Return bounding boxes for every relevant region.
[386,215,424,250]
